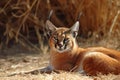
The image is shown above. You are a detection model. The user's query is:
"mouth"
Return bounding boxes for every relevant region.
[58,47,65,52]
[56,49,66,53]
[55,45,70,53]
[57,45,65,50]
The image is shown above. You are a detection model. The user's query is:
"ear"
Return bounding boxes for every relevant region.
[46,20,57,32]
[70,21,79,38]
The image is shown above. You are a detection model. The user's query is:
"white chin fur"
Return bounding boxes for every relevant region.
[56,48,71,53]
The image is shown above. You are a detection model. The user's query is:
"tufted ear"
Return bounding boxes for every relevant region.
[46,20,57,32]
[70,21,79,38]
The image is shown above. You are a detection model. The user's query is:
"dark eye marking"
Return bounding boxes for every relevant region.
[63,38,69,43]
[53,36,58,42]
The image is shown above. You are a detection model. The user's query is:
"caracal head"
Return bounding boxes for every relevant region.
[46,20,79,53]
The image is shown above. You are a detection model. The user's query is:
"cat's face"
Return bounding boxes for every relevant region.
[49,28,73,53]
[46,20,79,53]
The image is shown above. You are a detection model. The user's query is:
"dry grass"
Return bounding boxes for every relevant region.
[1,73,120,80]
[0,49,120,80]
[0,0,120,52]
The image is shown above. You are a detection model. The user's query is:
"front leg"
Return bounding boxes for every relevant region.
[30,65,59,74]
[71,55,86,75]
[25,65,53,75]
[40,65,54,73]
[70,64,86,75]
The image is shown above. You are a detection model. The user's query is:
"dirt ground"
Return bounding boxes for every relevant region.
[0,38,120,80]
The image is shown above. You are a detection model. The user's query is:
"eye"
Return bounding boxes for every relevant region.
[64,38,69,43]
[53,36,58,41]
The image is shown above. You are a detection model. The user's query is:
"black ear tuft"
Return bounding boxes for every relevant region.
[70,21,79,38]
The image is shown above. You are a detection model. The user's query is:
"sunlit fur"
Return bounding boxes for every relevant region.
[49,27,78,54]
[43,22,120,76]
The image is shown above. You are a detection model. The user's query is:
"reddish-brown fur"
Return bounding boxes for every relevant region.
[45,20,120,76]
[50,46,120,76]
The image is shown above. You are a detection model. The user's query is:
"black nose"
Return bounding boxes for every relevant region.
[58,43,63,47]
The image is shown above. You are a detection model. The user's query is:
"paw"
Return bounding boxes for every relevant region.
[79,70,86,75]
[40,67,53,74]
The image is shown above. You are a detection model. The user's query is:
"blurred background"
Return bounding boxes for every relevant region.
[0,0,120,54]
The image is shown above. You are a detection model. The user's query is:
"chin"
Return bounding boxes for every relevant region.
[56,48,71,53]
